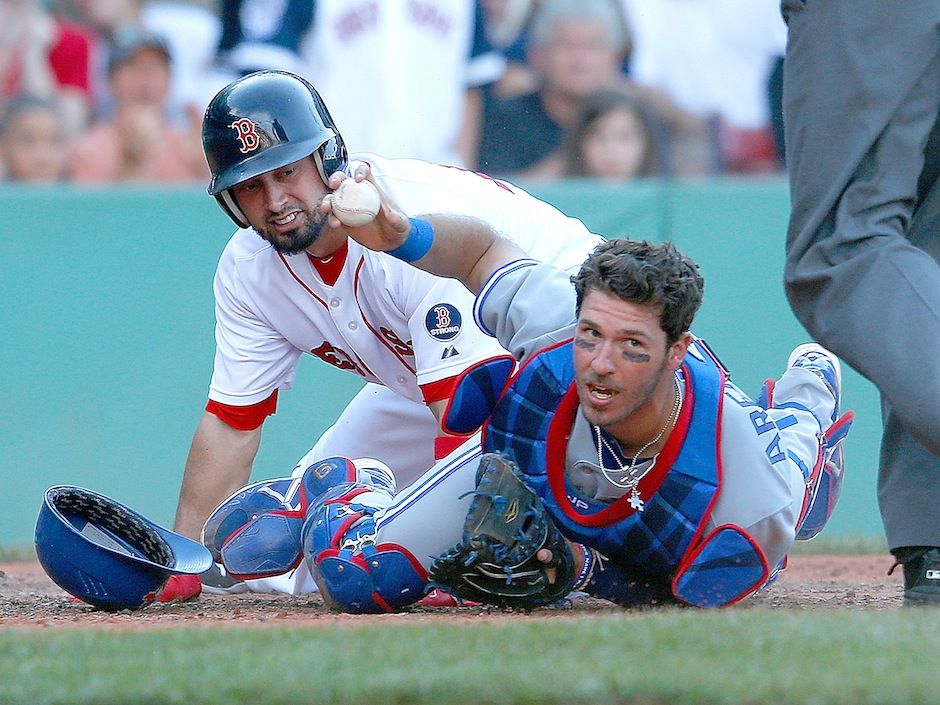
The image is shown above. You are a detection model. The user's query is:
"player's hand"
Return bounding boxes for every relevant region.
[157,574,202,603]
[537,539,584,585]
[321,162,411,251]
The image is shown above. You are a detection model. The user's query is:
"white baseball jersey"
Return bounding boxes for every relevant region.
[301,0,505,165]
[209,154,602,411]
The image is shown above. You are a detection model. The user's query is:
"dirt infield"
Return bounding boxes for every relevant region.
[0,554,904,628]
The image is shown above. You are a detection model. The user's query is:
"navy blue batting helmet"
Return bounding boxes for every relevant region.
[202,70,348,228]
[35,486,212,611]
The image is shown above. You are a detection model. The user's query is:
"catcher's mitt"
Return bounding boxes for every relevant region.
[429,453,576,608]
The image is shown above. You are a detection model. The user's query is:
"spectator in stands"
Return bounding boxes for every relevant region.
[0,95,70,182]
[68,29,206,183]
[0,0,92,137]
[213,0,312,78]
[559,89,658,181]
[480,0,541,99]
[619,0,786,174]
[300,0,505,168]
[65,0,221,124]
[477,0,628,179]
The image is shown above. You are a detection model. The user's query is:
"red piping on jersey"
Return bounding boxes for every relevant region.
[353,258,416,375]
[278,252,329,308]
[206,389,278,431]
[546,365,696,527]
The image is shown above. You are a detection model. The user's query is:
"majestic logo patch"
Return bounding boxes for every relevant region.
[425,303,462,342]
[230,118,261,153]
[441,345,459,359]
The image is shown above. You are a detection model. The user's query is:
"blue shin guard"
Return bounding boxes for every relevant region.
[302,484,426,613]
[796,411,853,541]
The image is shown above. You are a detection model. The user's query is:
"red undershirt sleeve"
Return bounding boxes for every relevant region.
[205,389,279,431]
[421,376,476,459]
[419,376,459,405]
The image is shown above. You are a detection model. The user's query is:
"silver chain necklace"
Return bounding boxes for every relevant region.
[593,374,682,512]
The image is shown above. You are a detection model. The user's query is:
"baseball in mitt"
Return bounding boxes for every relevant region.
[429,453,576,608]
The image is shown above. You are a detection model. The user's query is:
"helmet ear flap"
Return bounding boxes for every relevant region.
[216,190,250,228]
[313,136,347,183]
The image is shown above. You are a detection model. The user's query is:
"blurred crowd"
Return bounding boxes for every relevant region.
[0,0,788,185]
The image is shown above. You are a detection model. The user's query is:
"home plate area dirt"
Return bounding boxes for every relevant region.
[0,554,905,629]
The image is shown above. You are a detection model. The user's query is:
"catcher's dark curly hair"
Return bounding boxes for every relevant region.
[571,239,704,346]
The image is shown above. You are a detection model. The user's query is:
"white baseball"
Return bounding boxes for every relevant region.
[331,178,381,227]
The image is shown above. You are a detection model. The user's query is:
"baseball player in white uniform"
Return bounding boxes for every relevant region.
[161,70,602,601]
[302,0,504,166]
[204,160,854,611]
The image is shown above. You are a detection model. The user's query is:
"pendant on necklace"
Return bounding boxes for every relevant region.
[628,489,645,511]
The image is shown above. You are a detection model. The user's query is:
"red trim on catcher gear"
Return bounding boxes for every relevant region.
[671,523,769,607]
[546,365,696,527]
[307,239,348,287]
[375,542,430,580]
[330,513,366,549]
[206,389,278,431]
[794,409,855,529]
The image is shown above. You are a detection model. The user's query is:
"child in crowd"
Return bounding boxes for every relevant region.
[560,90,658,180]
[0,96,69,182]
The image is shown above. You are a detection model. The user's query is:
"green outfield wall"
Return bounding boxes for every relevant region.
[0,178,884,547]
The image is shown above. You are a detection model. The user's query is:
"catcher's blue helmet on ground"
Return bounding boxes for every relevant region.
[35,486,212,611]
[202,70,348,228]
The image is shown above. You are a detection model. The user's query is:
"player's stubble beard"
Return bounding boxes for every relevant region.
[255,206,330,255]
[578,355,670,440]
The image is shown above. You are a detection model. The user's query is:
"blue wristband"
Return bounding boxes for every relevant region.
[387,217,434,262]
[572,543,595,591]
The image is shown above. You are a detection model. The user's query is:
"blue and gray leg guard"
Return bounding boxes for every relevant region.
[302,484,427,613]
[204,457,395,581]
[756,378,854,542]
[796,411,854,541]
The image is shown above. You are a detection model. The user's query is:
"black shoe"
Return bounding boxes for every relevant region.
[890,546,940,605]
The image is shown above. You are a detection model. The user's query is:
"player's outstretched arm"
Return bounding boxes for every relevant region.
[322,165,526,294]
[172,411,261,540]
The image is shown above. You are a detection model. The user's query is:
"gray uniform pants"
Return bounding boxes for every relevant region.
[782,0,940,549]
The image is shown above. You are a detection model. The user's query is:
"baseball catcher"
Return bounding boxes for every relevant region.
[429,453,577,608]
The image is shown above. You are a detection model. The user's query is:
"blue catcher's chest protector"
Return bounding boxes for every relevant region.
[481,341,766,606]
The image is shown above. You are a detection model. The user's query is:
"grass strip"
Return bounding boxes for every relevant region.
[1,609,938,705]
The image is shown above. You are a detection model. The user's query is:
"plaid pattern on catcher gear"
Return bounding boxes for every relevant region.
[429,453,576,608]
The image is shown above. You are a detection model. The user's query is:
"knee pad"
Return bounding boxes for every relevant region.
[207,457,393,581]
[202,477,306,580]
[302,483,426,613]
